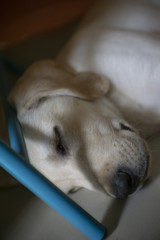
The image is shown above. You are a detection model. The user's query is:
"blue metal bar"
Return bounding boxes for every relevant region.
[0,140,106,240]
[0,54,29,161]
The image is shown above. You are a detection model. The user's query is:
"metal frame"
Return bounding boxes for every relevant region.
[0,54,106,240]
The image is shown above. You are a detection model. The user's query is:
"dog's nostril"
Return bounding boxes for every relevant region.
[112,169,139,199]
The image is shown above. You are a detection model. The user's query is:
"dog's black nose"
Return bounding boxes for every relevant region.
[112,168,140,199]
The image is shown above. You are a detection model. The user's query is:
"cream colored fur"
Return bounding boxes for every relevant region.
[58,0,160,137]
[7,60,150,197]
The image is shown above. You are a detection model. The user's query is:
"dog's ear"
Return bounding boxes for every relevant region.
[8,60,110,113]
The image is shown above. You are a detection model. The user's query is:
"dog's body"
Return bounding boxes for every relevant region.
[1,0,160,199]
[58,0,160,137]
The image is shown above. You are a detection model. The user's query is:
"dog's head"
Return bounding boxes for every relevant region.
[9,60,150,199]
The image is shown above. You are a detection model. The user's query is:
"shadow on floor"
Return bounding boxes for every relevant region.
[102,198,127,237]
[0,185,34,236]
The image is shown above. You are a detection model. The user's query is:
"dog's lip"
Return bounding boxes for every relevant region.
[143,153,151,181]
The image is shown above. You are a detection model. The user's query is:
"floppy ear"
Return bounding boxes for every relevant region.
[8,60,110,113]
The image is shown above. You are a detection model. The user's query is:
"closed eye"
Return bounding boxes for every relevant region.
[120,123,134,132]
[54,126,68,156]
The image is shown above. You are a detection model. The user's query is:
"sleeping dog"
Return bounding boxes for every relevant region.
[2,0,160,199]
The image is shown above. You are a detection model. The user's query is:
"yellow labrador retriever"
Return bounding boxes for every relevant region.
[8,60,150,199]
[2,0,160,199]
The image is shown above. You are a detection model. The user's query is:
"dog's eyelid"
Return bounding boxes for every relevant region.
[54,126,68,156]
[120,123,134,132]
